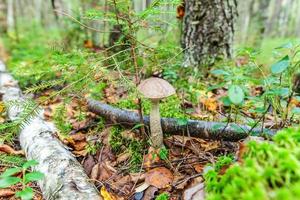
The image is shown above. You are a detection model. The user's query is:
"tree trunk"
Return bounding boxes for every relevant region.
[181,0,237,67]
[0,0,7,33]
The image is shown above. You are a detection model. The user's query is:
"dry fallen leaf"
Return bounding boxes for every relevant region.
[143,147,161,169]
[73,140,87,151]
[116,152,131,164]
[200,97,218,112]
[145,167,173,189]
[83,155,96,176]
[0,102,5,113]
[0,188,15,197]
[98,163,114,181]
[183,182,205,200]
[0,144,24,155]
[142,186,158,200]
[70,132,86,141]
[90,164,100,181]
[100,186,117,200]
[193,164,205,173]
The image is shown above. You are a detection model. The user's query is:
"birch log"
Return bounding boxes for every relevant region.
[0,61,100,200]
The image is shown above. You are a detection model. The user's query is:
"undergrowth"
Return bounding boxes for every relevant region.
[205,127,300,200]
[109,126,146,172]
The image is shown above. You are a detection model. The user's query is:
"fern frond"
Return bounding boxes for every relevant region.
[25,79,64,94]
[0,154,26,167]
[4,100,41,129]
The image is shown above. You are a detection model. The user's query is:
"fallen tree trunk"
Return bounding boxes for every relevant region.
[87,99,276,141]
[0,61,100,200]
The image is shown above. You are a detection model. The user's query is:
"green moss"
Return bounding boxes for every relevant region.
[205,127,300,200]
[53,105,72,136]
[117,94,187,119]
[109,125,146,172]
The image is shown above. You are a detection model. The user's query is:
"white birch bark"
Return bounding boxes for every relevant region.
[0,61,100,200]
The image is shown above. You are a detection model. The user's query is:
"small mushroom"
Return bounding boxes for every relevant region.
[137,77,175,148]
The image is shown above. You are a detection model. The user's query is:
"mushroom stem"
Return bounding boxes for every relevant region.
[150,99,163,148]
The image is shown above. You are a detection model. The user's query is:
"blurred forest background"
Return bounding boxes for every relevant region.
[1,1,300,199]
[0,0,299,59]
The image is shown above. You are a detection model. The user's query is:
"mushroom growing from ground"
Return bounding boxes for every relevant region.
[137,77,175,148]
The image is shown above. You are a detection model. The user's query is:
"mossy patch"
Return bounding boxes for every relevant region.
[205,127,300,200]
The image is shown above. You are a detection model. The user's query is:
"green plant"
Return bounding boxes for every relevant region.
[204,127,300,200]
[209,42,300,129]
[53,104,72,136]
[0,160,44,200]
[159,146,169,160]
[155,193,169,200]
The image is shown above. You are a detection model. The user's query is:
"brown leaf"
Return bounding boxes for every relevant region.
[116,152,131,164]
[173,173,188,190]
[83,155,96,176]
[193,164,205,173]
[90,164,100,181]
[183,182,205,200]
[71,119,90,130]
[143,148,161,169]
[130,173,145,183]
[70,133,86,141]
[145,167,173,189]
[73,141,87,151]
[200,97,218,112]
[0,144,24,155]
[111,175,133,195]
[142,186,158,200]
[73,149,87,157]
[0,188,15,197]
[98,163,114,181]
[104,85,118,104]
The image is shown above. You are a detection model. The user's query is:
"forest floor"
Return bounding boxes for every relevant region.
[1,31,300,199]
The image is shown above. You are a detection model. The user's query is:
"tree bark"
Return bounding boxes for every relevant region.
[0,0,7,33]
[87,99,275,142]
[181,0,237,67]
[0,61,100,200]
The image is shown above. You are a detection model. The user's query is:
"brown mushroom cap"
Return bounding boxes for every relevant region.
[137,77,175,100]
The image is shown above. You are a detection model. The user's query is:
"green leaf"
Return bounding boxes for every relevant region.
[0,167,22,178]
[271,55,290,74]
[221,96,232,106]
[22,160,38,170]
[159,147,168,160]
[211,69,230,76]
[228,85,245,105]
[24,172,44,184]
[275,42,293,49]
[0,177,21,188]
[131,123,144,130]
[16,187,33,200]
